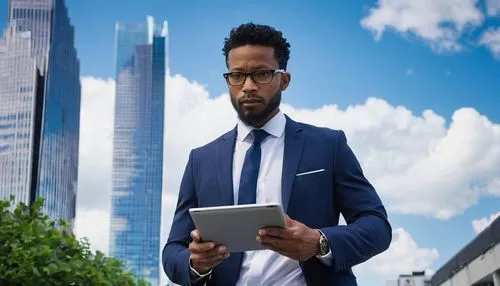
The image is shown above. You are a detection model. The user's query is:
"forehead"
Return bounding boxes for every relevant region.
[227,45,279,70]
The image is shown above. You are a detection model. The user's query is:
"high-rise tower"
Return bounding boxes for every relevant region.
[0,0,81,227]
[108,16,167,285]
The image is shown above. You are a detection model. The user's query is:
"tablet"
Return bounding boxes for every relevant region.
[189,203,286,252]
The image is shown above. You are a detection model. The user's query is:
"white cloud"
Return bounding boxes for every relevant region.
[480,27,500,60]
[353,228,439,278]
[76,77,115,212]
[74,209,110,255]
[487,178,500,195]
[472,211,500,234]
[360,0,484,52]
[283,100,500,220]
[486,0,500,16]
[74,71,500,282]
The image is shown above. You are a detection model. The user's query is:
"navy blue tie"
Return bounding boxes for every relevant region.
[238,129,270,205]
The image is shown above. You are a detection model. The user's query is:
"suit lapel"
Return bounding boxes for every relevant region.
[281,116,304,212]
[216,126,237,206]
[215,127,243,284]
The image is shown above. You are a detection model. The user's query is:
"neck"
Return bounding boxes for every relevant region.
[250,108,280,128]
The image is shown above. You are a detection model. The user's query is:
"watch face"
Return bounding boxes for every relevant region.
[320,237,329,254]
[321,243,328,253]
[317,230,329,255]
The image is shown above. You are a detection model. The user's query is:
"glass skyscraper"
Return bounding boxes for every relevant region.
[108,16,167,286]
[0,0,81,227]
[0,22,43,209]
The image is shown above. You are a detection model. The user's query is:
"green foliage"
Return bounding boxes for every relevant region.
[0,196,150,286]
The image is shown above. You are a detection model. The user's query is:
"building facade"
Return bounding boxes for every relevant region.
[386,217,500,286]
[0,23,43,209]
[430,216,500,286]
[386,271,432,286]
[0,0,81,227]
[108,16,167,286]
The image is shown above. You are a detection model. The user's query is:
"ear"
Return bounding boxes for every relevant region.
[280,72,291,91]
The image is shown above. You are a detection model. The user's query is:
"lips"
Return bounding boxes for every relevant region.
[241,100,261,104]
[240,97,263,104]
[240,98,261,102]
[240,99,262,108]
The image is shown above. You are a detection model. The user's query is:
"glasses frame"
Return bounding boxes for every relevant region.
[223,69,286,86]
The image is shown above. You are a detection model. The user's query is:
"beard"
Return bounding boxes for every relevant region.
[230,90,281,127]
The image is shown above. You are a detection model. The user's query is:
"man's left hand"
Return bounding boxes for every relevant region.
[256,214,320,261]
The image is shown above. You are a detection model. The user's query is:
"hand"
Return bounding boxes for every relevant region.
[256,214,320,261]
[188,230,230,274]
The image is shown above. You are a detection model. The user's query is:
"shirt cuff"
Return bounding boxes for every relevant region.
[315,248,333,266]
[189,260,212,283]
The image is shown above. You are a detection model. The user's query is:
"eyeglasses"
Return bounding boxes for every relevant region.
[223,69,285,86]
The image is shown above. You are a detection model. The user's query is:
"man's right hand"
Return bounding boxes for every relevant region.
[188,230,230,274]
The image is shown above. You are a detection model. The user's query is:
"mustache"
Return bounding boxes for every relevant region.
[239,94,263,101]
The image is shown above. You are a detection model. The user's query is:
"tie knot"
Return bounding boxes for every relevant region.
[252,129,269,144]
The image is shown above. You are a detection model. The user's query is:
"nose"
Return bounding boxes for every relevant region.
[241,75,258,93]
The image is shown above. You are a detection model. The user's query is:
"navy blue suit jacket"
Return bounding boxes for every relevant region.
[162,115,392,286]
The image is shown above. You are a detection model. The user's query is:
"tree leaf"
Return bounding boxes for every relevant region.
[0,197,148,285]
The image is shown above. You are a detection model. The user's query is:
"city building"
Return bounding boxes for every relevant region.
[430,216,500,286]
[0,22,43,209]
[386,216,500,286]
[108,16,167,286]
[0,0,81,227]
[386,271,432,286]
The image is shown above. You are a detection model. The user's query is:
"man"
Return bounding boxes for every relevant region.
[162,22,392,286]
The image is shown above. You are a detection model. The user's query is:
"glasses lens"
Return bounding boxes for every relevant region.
[252,70,273,84]
[228,73,245,85]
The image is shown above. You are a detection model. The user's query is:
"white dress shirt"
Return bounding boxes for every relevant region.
[234,111,306,286]
[191,110,331,285]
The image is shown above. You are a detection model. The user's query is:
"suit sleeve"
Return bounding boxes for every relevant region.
[161,150,209,286]
[322,130,392,272]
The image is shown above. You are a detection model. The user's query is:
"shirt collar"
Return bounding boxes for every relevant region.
[237,110,286,142]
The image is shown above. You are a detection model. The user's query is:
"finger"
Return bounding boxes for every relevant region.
[256,234,296,259]
[190,241,216,253]
[284,214,295,226]
[190,243,229,258]
[191,230,202,242]
[190,246,219,259]
[191,252,224,263]
[191,250,230,267]
[259,227,292,238]
[261,242,288,253]
[257,235,284,248]
[258,234,296,252]
[259,228,282,238]
[204,245,228,257]
[259,240,292,257]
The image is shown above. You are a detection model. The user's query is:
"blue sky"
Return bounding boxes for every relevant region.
[2,1,500,285]
[3,0,499,121]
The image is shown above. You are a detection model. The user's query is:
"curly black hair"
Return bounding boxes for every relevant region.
[222,22,291,70]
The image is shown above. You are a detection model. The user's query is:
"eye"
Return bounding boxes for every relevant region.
[229,73,245,80]
[253,70,272,80]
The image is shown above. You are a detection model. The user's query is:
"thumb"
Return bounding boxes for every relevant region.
[191,230,202,242]
[284,214,295,227]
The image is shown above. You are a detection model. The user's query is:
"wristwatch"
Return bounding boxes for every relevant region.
[317,229,330,256]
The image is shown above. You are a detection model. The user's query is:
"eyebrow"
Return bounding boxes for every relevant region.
[230,65,274,72]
